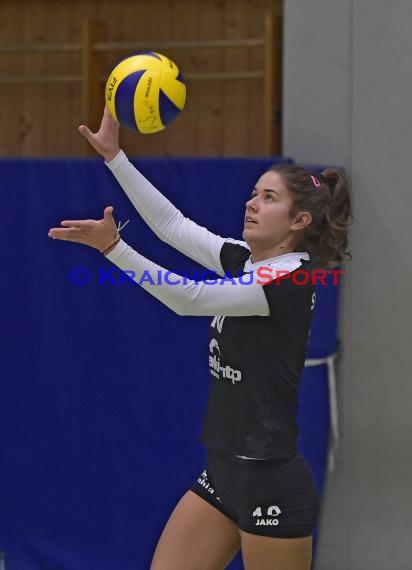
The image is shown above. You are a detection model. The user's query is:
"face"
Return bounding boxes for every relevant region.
[243,171,296,252]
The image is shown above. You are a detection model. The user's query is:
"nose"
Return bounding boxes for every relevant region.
[246,195,258,211]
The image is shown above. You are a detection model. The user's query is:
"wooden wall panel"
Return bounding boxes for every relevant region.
[45,3,70,156]
[223,0,249,156]
[0,0,282,157]
[193,1,224,155]
[131,0,172,157]
[248,0,266,156]
[169,0,198,155]
[0,4,25,155]
[72,2,100,156]
[21,3,43,156]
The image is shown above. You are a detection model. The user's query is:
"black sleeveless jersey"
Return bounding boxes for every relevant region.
[200,242,316,459]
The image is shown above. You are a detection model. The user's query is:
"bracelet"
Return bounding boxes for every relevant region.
[100,233,121,255]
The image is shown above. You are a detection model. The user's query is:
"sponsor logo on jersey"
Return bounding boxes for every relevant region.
[210,315,226,333]
[209,338,242,384]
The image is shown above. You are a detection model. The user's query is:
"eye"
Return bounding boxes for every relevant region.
[264,193,274,201]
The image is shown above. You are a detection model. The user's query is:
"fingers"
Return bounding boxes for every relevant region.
[102,207,118,235]
[48,227,82,240]
[48,206,116,250]
[60,220,94,228]
[48,218,94,239]
[103,206,114,220]
[103,105,119,126]
[78,124,95,142]
[54,206,114,229]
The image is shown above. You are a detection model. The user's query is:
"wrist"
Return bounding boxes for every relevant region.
[103,148,121,163]
[100,233,121,255]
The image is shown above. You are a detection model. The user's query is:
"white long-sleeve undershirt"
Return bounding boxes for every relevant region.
[106,150,246,276]
[105,151,309,317]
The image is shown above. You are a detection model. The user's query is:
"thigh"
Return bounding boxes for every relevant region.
[150,491,241,570]
[240,531,313,570]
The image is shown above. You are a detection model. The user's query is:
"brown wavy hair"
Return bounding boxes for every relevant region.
[267,164,353,268]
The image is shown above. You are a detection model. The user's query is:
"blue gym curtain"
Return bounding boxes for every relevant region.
[0,156,338,570]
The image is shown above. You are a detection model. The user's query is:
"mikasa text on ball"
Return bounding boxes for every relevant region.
[105,52,186,134]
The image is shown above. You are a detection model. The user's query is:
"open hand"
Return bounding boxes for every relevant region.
[48,206,119,253]
[78,106,120,162]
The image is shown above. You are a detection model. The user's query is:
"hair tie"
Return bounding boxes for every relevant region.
[310,175,321,188]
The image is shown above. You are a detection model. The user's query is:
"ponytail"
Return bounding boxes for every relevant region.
[315,167,352,268]
[267,164,353,268]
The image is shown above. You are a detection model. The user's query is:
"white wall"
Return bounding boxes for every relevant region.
[284,1,412,568]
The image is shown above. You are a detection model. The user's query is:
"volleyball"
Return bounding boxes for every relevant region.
[105,52,186,134]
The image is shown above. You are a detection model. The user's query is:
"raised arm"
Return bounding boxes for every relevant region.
[105,239,269,317]
[79,108,247,276]
[105,150,239,275]
[48,207,268,317]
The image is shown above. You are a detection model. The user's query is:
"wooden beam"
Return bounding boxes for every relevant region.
[263,13,282,155]
[0,76,81,84]
[94,38,265,52]
[0,43,81,54]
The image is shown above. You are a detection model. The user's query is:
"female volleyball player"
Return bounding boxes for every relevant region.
[49,108,351,570]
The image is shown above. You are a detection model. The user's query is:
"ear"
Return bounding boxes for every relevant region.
[291,211,312,231]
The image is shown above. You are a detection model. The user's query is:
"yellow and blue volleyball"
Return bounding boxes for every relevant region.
[105,52,186,134]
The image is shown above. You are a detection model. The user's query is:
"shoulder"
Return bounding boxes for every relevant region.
[220,240,251,275]
[260,257,315,317]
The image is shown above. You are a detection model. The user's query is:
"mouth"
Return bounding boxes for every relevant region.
[244,217,257,226]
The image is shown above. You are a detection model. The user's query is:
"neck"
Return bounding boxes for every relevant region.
[250,244,296,263]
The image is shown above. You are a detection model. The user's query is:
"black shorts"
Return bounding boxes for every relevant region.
[191,449,320,538]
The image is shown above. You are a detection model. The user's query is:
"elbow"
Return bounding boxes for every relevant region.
[172,299,195,316]
[173,304,191,316]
